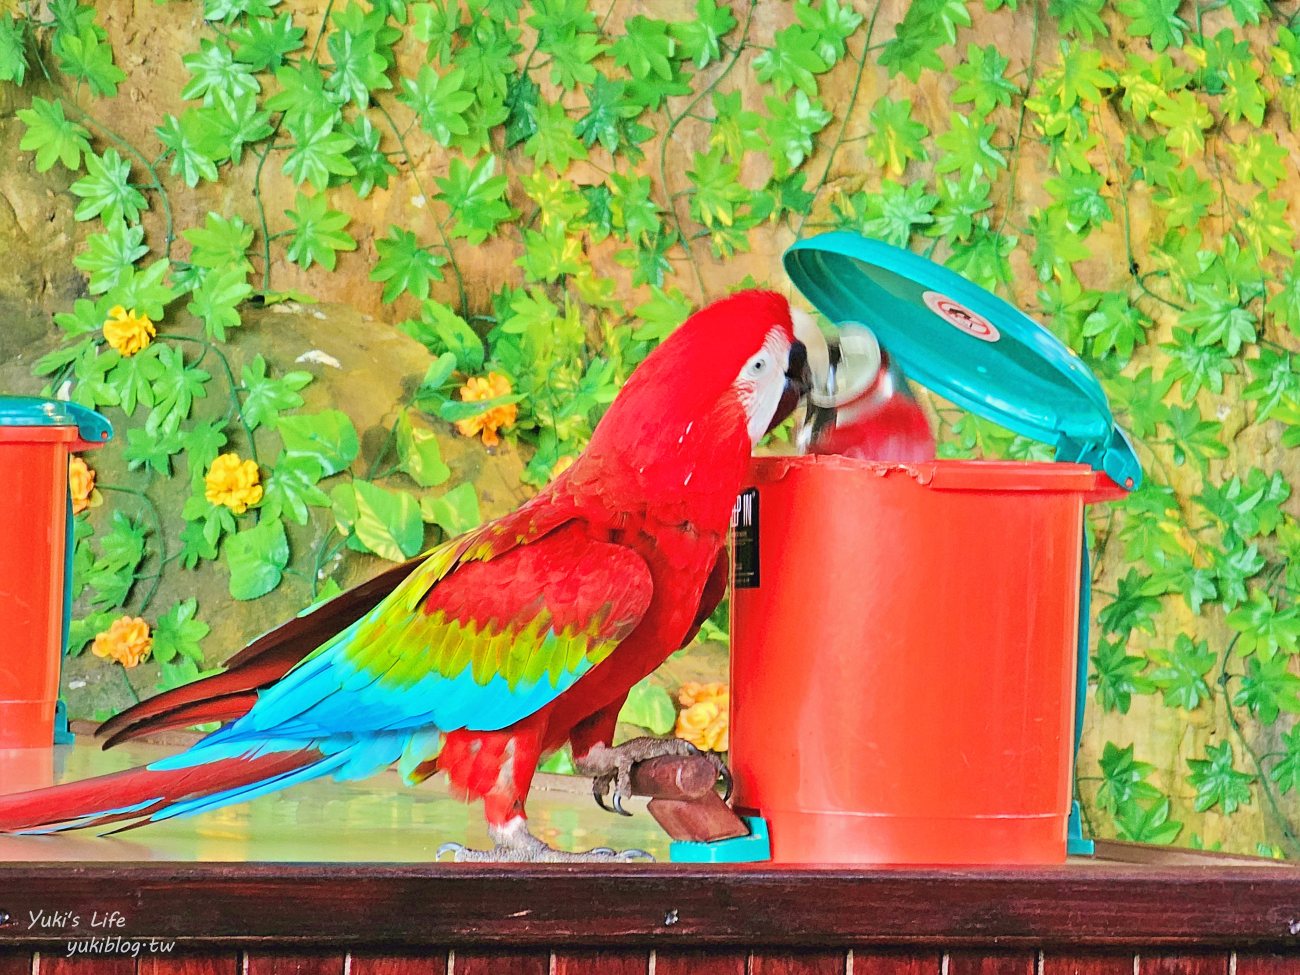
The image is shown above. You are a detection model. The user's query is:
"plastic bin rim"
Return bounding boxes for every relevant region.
[747,454,1117,496]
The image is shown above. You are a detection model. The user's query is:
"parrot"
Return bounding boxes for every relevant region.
[0,289,810,863]
[792,313,935,464]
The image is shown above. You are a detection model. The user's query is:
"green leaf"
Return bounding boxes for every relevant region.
[398,65,474,146]
[326,8,392,108]
[70,149,148,225]
[188,265,253,341]
[18,97,93,173]
[1181,283,1256,356]
[1187,741,1254,815]
[224,517,290,601]
[617,679,676,735]
[1090,637,1151,714]
[952,44,1018,115]
[181,37,260,105]
[282,111,358,190]
[1231,133,1288,190]
[352,480,425,561]
[936,112,1007,182]
[204,89,274,167]
[111,259,177,322]
[687,147,749,229]
[370,226,445,302]
[1233,654,1300,724]
[276,409,359,476]
[123,423,184,476]
[265,62,342,129]
[152,599,210,665]
[435,155,515,245]
[574,74,645,155]
[344,114,397,198]
[149,345,211,435]
[0,14,28,85]
[1026,207,1089,283]
[1119,0,1187,51]
[753,25,829,96]
[420,481,481,536]
[156,111,222,187]
[945,218,1015,290]
[1150,91,1211,156]
[611,15,675,82]
[1147,634,1214,711]
[240,354,313,430]
[1099,568,1162,638]
[184,213,255,272]
[285,192,357,271]
[1096,741,1163,815]
[524,99,587,172]
[76,219,148,295]
[56,26,125,97]
[878,0,970,81]
[400,300,485,372]
[231,13,305,70]
[838,181,937,248]
[1047,0,1107,40]
[671,0,735,68]
[795,0,863,63]
[1268,725,1300,795]
[763,90,832,175]
[1227,590,1300,661]
[1114,798,1182,845]
[396,408,451,487]
[261,455,331,525]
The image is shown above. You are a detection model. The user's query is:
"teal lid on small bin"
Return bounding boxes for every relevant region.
[783,233,1141,490]
[0,396,113,445]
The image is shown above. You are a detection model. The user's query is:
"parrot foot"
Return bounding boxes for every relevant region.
[436,819,654,863]
[576,736,732,818]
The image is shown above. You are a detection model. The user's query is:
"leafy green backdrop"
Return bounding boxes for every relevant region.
[2,0,1299,855]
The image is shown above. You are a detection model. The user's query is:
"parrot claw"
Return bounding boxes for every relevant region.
[435,841,465,861]
[577,736,733,818]
[434,820,657,863]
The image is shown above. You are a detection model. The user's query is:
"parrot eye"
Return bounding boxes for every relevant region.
[744,353,772,379]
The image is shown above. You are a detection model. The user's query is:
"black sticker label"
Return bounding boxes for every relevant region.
[731,487,760,589]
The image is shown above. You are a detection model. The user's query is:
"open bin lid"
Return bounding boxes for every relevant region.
[0,396,113,448]
[783,233,1141,491]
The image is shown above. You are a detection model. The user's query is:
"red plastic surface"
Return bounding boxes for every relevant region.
[730,455,1112,865]
[0,425,84,750]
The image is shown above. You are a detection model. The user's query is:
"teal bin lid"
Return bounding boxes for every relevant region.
[783,233,1141,490]
[0,396,113,445]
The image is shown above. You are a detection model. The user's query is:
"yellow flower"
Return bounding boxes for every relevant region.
[102,305,156,357]
[677,681,728,709]
[92,616,152,669]
[675,699,729,754]
[68,456,98,515]
[204,452,263,514]
[454,372,518,447]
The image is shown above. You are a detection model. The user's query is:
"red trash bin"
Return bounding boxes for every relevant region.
[0,397,112,776]
[724,235,1140,864]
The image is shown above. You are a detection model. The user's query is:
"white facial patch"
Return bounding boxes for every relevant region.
[734,327,793,444]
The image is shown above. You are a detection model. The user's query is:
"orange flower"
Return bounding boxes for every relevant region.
[675,698,729,754]
[91,615,152,669]
[677,681,728,709]
[204,452,263,514]
[102,305,155,357]
[68,456,97,514]
[454,372,517,447]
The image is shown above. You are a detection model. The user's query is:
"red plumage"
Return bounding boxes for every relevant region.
[2,290,799,854]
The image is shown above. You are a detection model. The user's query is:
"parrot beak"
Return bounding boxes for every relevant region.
[766,338,810,433]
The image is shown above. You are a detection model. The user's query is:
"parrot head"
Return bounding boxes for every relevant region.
[586,290,811,461]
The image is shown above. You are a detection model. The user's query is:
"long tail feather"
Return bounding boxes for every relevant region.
[0,748,319,833]
[96,558,422,747]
